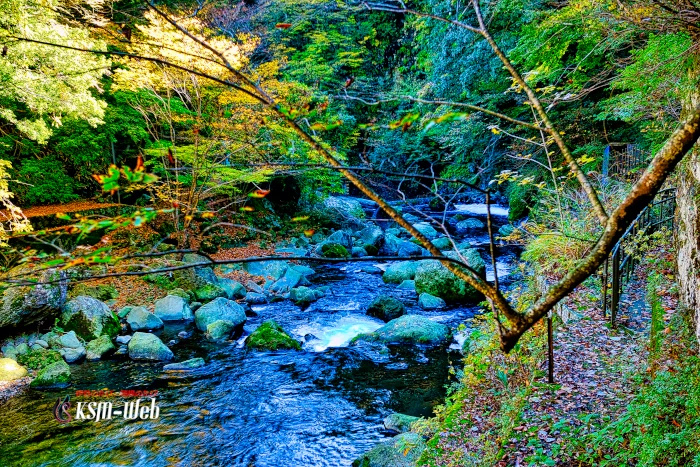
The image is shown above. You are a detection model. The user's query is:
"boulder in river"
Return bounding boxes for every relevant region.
[431,236,453,251]
[454,218,485,234]
[352,432,426,467]
[194,297,247,332]
[411,222,439,240]
[317,196,365,229]
[30,360,71,389]
[384,413,421,433]
[246,320,301,350]
[61,296,120,341]
[126,306,164,332]
[352,246,368,257]
[321,242,350,258]
[163,358,205,371]
[382,262,419,284]
[289,286,325,306]
[0,358,27,381]
[357,315,451,347]
[245,292,268,305]
[366,296,406,322]
[397,280,416,291]
[86,335,116,360]
[326,230,353,250]
[418,293,446,310]
[154,295,194,322]
[356,225,384,255]
[379,233,401,256]
[243,260,288,280]
[127,332,173,361]
[397,241,423,257]
[269,267,304,295]
[206,320,236,340]
[219,278,247,299]
[414,249,486,303]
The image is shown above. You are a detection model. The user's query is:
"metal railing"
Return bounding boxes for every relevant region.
[602,143,651,180]
[601,188,676,325]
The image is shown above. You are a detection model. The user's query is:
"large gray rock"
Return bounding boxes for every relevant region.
[455,218,486,234]
[356,225,384,254]
[431,236,453,251]
[352,432,426,467]
[206,320,236,340]
[412,222,439,240]
[126,306,164,332]
[0,268,67,333]
[289,287,324,306]
[325,230,353,250]
[379,233,401,256]
[358,315,451,347]
[0,358,27,381]
[245,292,267,305]
[219,279,247,299]
[268,267,304,295]
[154,295,194,322]
[366,296,406,322]
[194,297,247,332]
[418,293,446,310]
[397,241,423,257]
[61,296,119,341]
[382,262,419,284]
[163,357,205,371]
[384,413,421,433]
[352,246,368,257]
[414,249,486,303]
[86,335,115,360]
[243,261,288,280]
[319,196,365,228]
[127,332,173,361]
[61,346,86,363]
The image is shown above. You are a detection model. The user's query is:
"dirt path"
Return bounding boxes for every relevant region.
[18,200,119,219]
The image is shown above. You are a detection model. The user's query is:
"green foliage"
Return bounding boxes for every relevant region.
[16,349,62,371]
[14,157,79,205]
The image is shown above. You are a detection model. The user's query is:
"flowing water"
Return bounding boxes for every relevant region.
[0,205,518,467]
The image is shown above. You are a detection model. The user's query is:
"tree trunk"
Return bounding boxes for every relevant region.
[676,52,700,343]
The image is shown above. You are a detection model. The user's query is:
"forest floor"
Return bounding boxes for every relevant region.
[18,200,119,218]
[498,250,678,466]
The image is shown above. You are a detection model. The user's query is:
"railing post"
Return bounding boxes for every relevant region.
[547,312,554,384]
[611,247,620,328]
[602,258,609,318]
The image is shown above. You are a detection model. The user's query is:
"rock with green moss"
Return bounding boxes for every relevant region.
[206,320,236,340]
[289,286,325,306]
[384,413,421,433]
[61,296,120,340]
[30,360,71,389]
[431,237,452,251]
[357,315,451,348]
[411,223,438,240]
[352,432,426,467]
[86,335,116,360]
[194,283,227,302]
[127,332,173,361]
[321,242,349,258]
[168,288,192,303]
[17,349,62,370]
[0,268,67,334]
[68,283,118,301]
[367,296,406,322]
[382,262,419,284]
[356,225,384,253]
[246,320,301,350]
[0,358,28,381]
[414,249,486,303]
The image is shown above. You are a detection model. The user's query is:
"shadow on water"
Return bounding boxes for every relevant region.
[0,206,517,467]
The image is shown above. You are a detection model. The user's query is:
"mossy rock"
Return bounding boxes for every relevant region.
[169,288,193,303]
[414,249,486,303]
[246,320,301,351]
[352,432,426,467]
[366,296,406,322]
[68,284,118,301]
[61,296,120,341]
[30,360,71,389]
[86,335,116,360]
[194,283,227,302]
[384,413,421,433]
[321,242,349,258]
[17,349,62,371]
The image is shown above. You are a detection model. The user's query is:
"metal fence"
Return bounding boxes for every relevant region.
[601,188,676,325]
[602,143,651,180]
